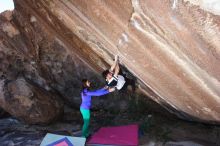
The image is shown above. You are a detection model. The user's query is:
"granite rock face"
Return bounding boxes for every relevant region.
[0,8,105,124]
[0,78,63,124]
[0,0,220,124]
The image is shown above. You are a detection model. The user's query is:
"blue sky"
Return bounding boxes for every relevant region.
[0,0,14,13]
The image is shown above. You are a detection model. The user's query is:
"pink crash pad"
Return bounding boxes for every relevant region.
[87,124,138,146]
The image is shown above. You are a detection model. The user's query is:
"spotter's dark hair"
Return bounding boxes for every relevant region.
[82,79,89,91]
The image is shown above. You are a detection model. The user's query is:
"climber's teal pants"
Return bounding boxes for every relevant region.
[80,108,90,137]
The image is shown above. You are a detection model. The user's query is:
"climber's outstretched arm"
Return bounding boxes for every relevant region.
[110,55,120,76]
[109,55,119,72]
[114,60,120,77]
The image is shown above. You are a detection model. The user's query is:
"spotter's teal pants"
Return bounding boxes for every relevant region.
[80,108,90,137]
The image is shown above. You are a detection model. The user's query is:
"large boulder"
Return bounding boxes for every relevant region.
[0,78,63,124]
[11,0,220,123]
[0,0,220,124]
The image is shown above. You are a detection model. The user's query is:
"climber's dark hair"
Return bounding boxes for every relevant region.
[82,79,89,91]
[102,70,110,78]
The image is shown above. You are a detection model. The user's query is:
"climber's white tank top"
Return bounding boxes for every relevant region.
[108,75,125,90]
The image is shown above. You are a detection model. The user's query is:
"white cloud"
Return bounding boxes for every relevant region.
[0,0,14,13]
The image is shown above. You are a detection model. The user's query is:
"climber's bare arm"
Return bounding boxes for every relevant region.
[114,61,120,77]
[109,55,119,72]
[109,55,118,72]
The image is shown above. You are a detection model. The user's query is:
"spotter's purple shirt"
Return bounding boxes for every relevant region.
[80,88,109,110]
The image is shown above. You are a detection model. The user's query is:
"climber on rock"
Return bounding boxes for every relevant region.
[102,55,125,91]
[102,55,135,92]
[80,79,115,138]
